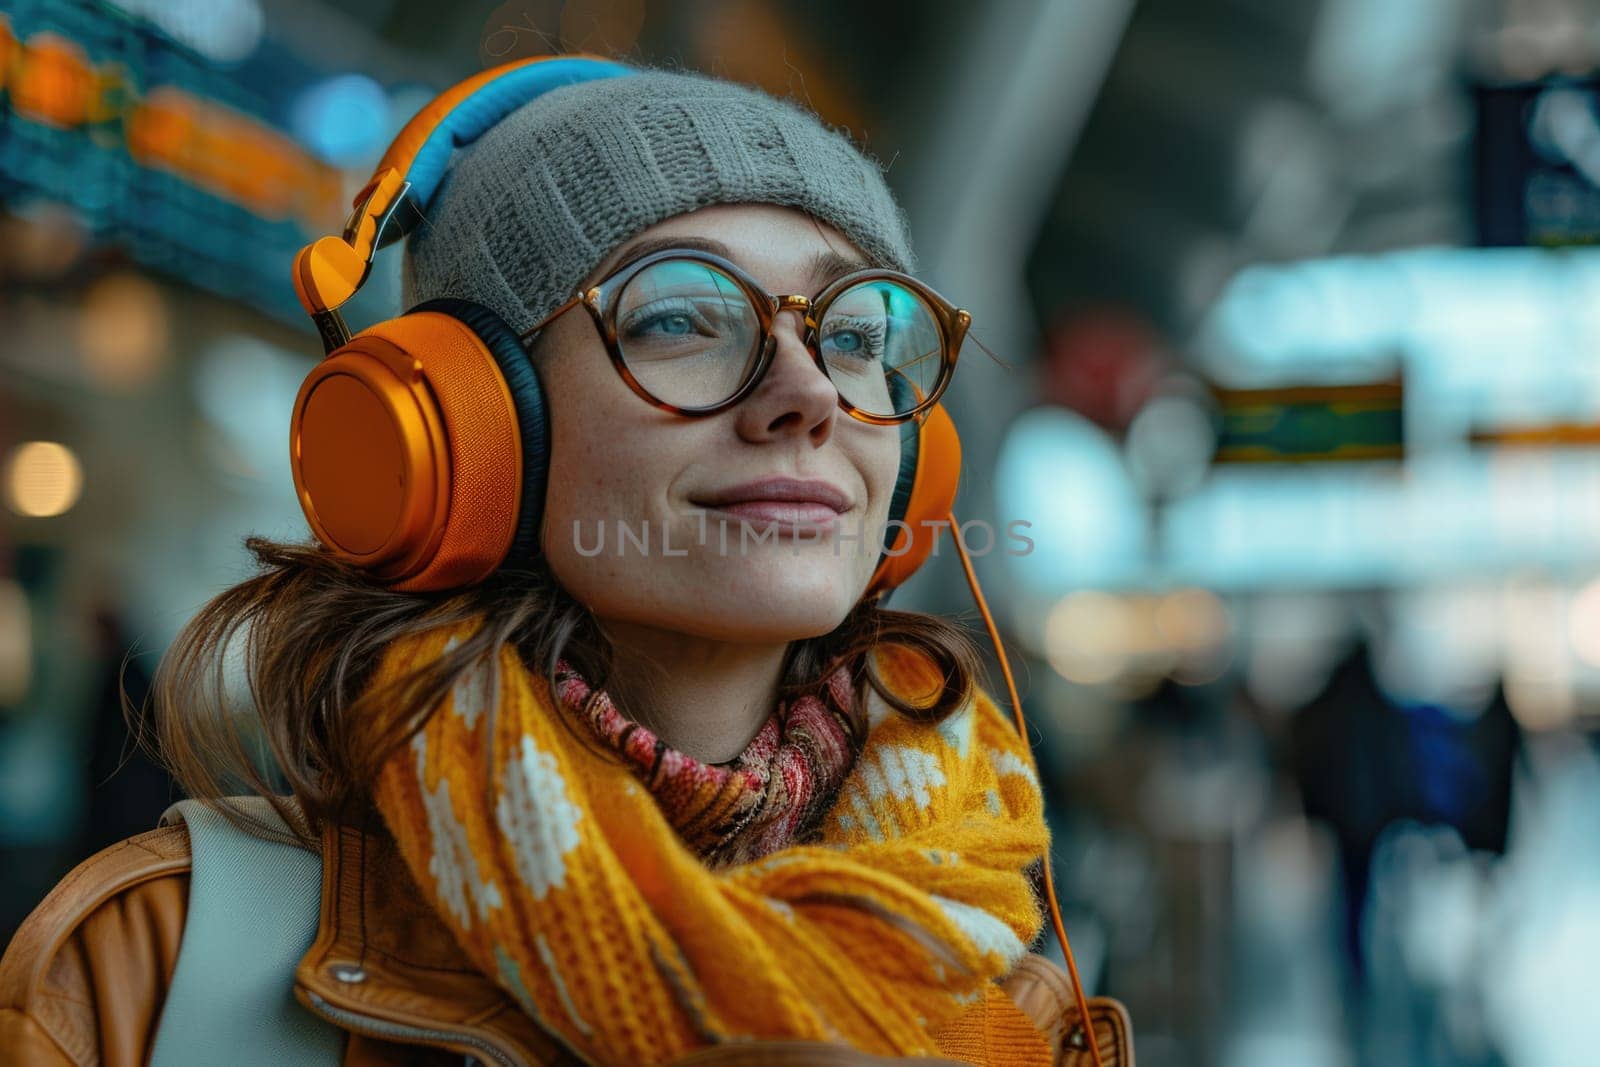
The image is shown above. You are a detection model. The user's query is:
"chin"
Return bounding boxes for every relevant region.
[554,545,872,642]
[676,560,867,642]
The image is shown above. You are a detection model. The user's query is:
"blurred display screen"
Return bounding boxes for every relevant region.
[1211,379,1405,464]
[1476,75,1600,247]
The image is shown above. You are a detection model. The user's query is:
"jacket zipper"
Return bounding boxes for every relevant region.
[304,991,520,1067]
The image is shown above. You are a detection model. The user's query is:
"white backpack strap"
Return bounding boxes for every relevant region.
[148,797,346,1066]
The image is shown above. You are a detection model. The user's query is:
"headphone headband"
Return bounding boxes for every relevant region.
[292,55,635,351]
[371,54,634,249]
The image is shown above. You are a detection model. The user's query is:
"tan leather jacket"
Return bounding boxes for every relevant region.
[0,810,1094,1066]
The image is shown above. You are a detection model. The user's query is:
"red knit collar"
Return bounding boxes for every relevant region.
[553,658,864,867]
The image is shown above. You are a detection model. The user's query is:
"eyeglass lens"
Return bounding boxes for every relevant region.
[612,258,947,417]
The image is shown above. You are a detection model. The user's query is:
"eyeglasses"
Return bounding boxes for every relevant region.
[518,247,970,425]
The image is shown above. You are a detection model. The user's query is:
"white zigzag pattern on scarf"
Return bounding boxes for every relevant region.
[535,932,593,1035]
[495,735,585,900]
[832,742,948,840]
[861,743,946,809]
[413,733,503,926]
[989,748,1039,792]
[930,893,1027,968]
[441,635,493,730]
[864,687,894,729]
[936,703,974,757]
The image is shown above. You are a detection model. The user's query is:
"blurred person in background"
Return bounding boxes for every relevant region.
[1289,638,1519,987]
[0,58,1104,1066]
[77,602,176,857]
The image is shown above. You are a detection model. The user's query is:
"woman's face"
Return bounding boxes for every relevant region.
[536,204,902,643]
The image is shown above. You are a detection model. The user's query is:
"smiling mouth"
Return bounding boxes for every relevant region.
[693,500,845,529]
[688,476,852,532]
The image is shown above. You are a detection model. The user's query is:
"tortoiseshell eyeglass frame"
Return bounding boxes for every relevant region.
[516,247,970,426]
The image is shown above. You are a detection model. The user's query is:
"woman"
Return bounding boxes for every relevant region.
[0,58,1111,1066]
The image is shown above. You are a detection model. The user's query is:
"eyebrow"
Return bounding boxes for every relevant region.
[807,249,876,288]
[598,235,876,290]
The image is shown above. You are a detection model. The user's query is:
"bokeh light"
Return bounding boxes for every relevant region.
[0,579,30,706]
[3,441,84,518]
[1568,576,1600,669]
[76,272,170,389]
[1045,590,1135,686]
[291,74,391,168]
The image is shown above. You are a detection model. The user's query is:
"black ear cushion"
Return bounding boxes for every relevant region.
[407,297,549,566]
[869,419,921,607]
[884,417,920,556]
[873,375,924,605]
[882,373,921,554]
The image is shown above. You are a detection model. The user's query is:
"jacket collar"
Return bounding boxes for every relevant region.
[293,808,581,1066]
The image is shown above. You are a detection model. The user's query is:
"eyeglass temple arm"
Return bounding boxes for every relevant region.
[518,292,590,344]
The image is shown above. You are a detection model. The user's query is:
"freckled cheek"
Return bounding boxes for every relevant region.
[541,353,632,515]
[550,417,676,527]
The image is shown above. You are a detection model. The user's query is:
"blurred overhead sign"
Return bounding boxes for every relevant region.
[0,1,356,321]
[1470,422,1600,448]
[1211,379,1405,463]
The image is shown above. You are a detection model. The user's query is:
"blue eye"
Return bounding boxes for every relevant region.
[820,316,886,361]
[620,301,711,342]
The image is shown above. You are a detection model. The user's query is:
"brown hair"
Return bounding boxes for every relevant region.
[146,533,985,835]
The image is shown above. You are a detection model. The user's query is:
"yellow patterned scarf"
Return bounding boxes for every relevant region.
[371,620,1055,1064]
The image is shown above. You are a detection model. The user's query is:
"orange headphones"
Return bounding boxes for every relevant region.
[287,55,1113,1060]
[288,54,960,598]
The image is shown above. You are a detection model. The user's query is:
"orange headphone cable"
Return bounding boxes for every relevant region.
[945,509,1105,1067]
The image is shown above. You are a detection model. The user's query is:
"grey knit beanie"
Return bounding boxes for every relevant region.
[400,66,917,336]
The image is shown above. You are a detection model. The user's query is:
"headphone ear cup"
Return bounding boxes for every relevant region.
[407,297,549,565]
[866,403,960,598]
[289,305,543,592]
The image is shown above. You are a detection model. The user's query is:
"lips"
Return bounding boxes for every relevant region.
[690,477,851,527]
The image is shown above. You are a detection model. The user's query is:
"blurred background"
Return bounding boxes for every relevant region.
[4,0,1600,1063]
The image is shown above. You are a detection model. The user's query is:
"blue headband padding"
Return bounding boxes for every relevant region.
[393,57,637,237]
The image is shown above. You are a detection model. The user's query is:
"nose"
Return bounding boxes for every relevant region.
[732,308,839,445]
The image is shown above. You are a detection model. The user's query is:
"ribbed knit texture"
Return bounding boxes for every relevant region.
[400,67,917,336]
[370,620,1055,1064]
[554,656,862,869]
